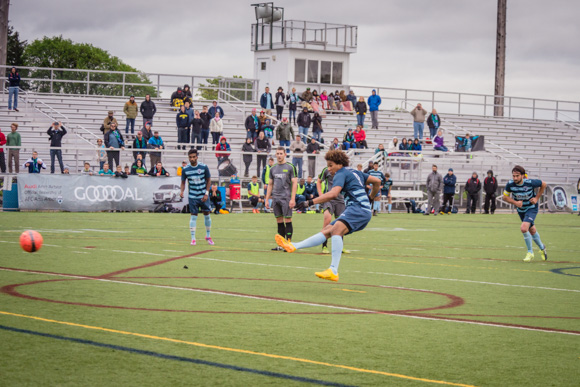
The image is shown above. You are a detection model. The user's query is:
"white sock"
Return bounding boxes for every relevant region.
[330,235,343,275]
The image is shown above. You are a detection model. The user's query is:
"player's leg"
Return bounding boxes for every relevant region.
[272,200,286,251]
[520,218,534,262]
[527,210,546,260]
[373,194,381,215]
[202,200,214,244]
[321,207,333,253]
[276,222,331,253]
[315,221,350,281]
[387,193,392,213]
[189,199,199,245]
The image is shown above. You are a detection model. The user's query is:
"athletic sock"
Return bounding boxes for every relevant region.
[294,232,326,250]
[204,214,211,238]
[277,222,286,237]
[373,201,380,212]
[285,222,293,241]
[189,215,197,240]
[531,232,545,250]
[523,231,533,253]
[388,204,392,213]
[330,235,343,275]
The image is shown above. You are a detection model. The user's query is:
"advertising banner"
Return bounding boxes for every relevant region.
[454,135,485,152]
[546,184,578,213]
[18,175,187,212]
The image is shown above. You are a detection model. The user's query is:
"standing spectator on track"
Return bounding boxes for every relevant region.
[290,134,306,179]
[297,107,311,144]
[140,94,156,126]
[0,127,5,172]
[442,168,456,214]
[484,170,498,214]
[200,106,211,147]
[7,67,20,112]
[47,121,67,174]
[176,105,190,150]
[425,164,443,215]
[464,172,482,214]
[260,86,274,116]
[312,112,323,142]
[242,137,256,177]
[255,131,271,177]
[210,111,224,145]
[102,111,118,135]
[132,131,148,164]
[275,87,286,121]
[367,90,381,129]
[123,95,138,135]
[410,103,428,141]
[275,117,294,153]
[355,96,367,127]
[287,87,299,125]
[147,130,164,167]
[306,137,320,178]
[208,100,225,119]
[191,110,203,150]
[427,109,441,139]
[104,122,125,169]
[354,125,368,149]
[245,108,260,140]
[23,151,46,173]
[6,123,21,173]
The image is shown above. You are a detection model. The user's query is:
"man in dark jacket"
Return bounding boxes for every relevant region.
[464,172,482,214]
[104,122,125,168]
[483,169,498,214]
[200,106,211,147]
[306,137,320,178]
[132,131,148,164]
[297,107,311,144]
[140,94,156,126]
[426,109,441,140]
[208,101,225,118]
[245,108,260,140]
[47,121,67,174]
[176,105,190,150]
[254,131,271,176]
[442,168,456,214]
[425,164,443,215]
[260,87,274,115]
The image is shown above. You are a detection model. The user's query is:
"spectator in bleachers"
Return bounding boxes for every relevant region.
[311,90,321,104]
[7,123,21,173]
[215,136,231,165]
[191,111,203,150]
[410,103,428,141]
[123,95,138,135]
[320,90,329,110]
[412,138,422,155]
[210,111,224,145]
[312,112,323,141]
[287,88,299,125]
[260,87,274,116]
[182,84,193,105]
[177,160,187,176]
[132,153,146,169]
[327,92,338,111]
[333,91,343,111]
[81,162,93,175]
[140,121,153,143]
[200,106,211,147]
[132,131,148,164]
[47,121,67,174]
[347,90,357,107]
[140,94,156,126]
[170,87,185,108]
[406,138,414,150]
[245,108,259,140]
[255,131,271,177]
[184,100,194,127]
[242,137,256,177]
[275,117,294,152]
[355,96,367,127]
[363,160,374,174]
[148,161,170,176]
[176,105,190,150]
[102,111,118,135]
[375,143,387,158]
[433,130,449,152]
[0,127,5,172]
[387,137,399,153]
[306,137,320,178]
[131,159,147,176]
[342,128,357,150]
[8,67,20,112]
[98,162,113,176]
[147,130,164,167]
[275,87,286,121]
[297,107,311,144]
[96,138,106,170]
[262,118,275,139]
[114,165,128,178]
[463,133,472,152]
[329,138,341,151]
[483,170,498,214]
[425,164,443,216]
[208,100,225,118]
[464,172,481,214]
[104,122,125,169]
[209,184,223,214]
[354,125,367,149]
[304,176,317,201]
[399,138,409,153]
[124,165,131,176]
[257,110,267,133]
[290,134,306,179]
[427,109,441,139]
[339,90,348,107]
[248,176,264,213]
[300,88,313,108]
[442,168,456,214]
[23,151,46,173]
[368,90,382,129]
[261,157,274,195]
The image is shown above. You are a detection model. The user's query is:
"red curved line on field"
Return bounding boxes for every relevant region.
[426,313,580,320]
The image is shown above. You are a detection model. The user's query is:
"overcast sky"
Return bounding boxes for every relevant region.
[9,0,580,103]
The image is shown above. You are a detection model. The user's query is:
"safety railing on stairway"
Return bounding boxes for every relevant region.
[555,111,580,132]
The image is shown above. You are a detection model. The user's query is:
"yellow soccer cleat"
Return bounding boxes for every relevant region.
[315,268,339,282]
[321,246,330,254]
[523,252,534,262]
[275,234,296,253]
[342,249,350,254]
[540,248,548,261]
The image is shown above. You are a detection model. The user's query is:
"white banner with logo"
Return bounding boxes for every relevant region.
[18,175,187,212]
[546,184,578,213]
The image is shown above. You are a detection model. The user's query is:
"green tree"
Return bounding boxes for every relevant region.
[199,75,253,102]
[23,36,156,97]
[7,25,27,67]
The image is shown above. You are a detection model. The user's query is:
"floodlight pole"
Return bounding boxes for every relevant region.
[0,0,9,68]
[494,0,507,117]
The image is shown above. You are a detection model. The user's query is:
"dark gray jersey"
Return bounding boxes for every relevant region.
[319,167,345,201]
[269,162,297,199]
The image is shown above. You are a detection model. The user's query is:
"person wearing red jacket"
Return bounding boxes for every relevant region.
[484,169,498,214]
[354,125,368,149]
[215,136,231,165]
[464,172,481,214]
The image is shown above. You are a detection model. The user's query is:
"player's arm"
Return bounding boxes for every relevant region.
[310,185,342,205]
[529,181,547,205]
[202,177,210,202]
[316,179,323,196]
[179,177,186,198]
[501,190,522,208]
[367,176,381,199]
[265,179,273,209]
[289,177,298,208]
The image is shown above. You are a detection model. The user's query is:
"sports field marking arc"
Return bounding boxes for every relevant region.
[0,311,476,387]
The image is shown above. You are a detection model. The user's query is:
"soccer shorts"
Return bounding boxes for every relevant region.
[381,189,390,197]
[331,205,372,235]
[323,199,346,218]
[518,207,538,226]
[272,197,292,218]
[189,197,211,215]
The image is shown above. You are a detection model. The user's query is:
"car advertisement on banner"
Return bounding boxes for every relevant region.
[18,175,187,212]
[546,184,578,213]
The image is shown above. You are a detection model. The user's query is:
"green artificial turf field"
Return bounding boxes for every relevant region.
[0,212,578,386]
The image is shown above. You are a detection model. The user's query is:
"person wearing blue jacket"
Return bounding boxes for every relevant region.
[260,86,274,115]
[442,168,457,214]
[367,89,382,129]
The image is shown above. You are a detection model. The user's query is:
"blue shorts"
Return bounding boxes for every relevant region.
[331,205,372,235]
[518,207,538,226]
[189,197,211,215]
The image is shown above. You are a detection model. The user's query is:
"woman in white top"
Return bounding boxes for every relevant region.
[387,137,399,153]
[210,111,224,145]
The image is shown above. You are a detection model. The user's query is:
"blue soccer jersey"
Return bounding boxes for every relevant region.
[181,163,211,199]
[383,178,393,193]
[332,168,372,212]
[367,170,385,197]
[503,178,542,213]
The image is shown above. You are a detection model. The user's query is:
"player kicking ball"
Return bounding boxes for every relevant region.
[275,150,381,281]
[502,165,547,262]
[180,149,214,246]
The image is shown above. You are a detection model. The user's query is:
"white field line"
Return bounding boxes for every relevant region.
[0,267,577,336]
